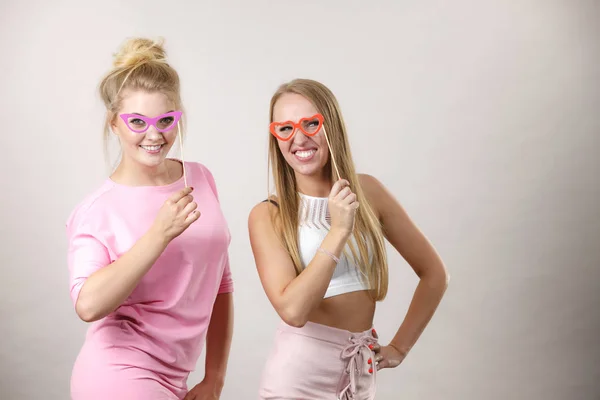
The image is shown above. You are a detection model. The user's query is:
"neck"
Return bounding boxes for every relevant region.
[111,158,179,187]
[295,169,332,198]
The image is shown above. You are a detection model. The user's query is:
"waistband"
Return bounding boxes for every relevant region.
[277,320,375,345]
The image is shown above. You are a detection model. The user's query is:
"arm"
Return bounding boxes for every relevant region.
[201,292,233,394]
[361,174,449,358]
[73,229,169,322]
[248,201,351,327]
[184,167,234,399]
[70,186,197,322]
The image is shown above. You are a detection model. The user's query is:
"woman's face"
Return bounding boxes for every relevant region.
[111,90,179,169]
[271,93,329,178]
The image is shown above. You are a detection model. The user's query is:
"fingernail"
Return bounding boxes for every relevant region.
[372,328,376,335]
[369,344,374,350]
[368,358,372,364]
[369,368,373,374]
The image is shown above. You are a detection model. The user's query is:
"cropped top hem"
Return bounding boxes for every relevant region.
[324,282,371,299]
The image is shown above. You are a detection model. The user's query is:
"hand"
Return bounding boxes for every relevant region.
[151,186,200,243]
[328,179,359,236]
[183,379,222,400]
[370,329,407,370]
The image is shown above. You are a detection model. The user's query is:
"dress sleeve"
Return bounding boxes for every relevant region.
[201,163,221,201]
[66,216,111,307]
[199,163,234,294]
[218,253,234,294]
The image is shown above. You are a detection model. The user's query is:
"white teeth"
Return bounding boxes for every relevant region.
[295,149,316,158]
[141,145,162,151]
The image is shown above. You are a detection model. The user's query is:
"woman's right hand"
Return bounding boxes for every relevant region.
[151,186,201,243]
[328,179,359,236]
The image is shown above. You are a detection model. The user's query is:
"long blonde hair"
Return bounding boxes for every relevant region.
[267,78,389,301]
[98,37,185,167]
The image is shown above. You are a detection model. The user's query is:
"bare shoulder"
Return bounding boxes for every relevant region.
[358,173,386,196]
[357,173,393,219]
[248,196,279,227]
[248,196,282,251]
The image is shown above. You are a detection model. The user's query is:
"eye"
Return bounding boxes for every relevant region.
[157,116,175,129]
[130,118,145,126]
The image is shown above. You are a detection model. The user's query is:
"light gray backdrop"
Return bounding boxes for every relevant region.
[1,0,599,399]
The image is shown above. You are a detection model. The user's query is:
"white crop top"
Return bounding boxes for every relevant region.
[297,192,372,298]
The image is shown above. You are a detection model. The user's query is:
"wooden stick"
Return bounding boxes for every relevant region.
[177,122,187,187]
[321,124,341,180]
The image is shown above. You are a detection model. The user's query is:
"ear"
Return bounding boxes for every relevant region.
[108,113,119,134]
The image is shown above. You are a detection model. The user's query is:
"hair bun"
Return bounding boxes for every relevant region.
[112,37,167,69]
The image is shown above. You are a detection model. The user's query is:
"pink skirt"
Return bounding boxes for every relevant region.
[70,342,188,400]
[258,320,378,400]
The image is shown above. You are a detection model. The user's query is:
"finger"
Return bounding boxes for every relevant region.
[376,358,388,370]
[375,353,384,363]
[184,210,201,225]
[176,194,194,209]
[183,388,197,400]
[370,343,380,353]
[371,328,378,339]
[181,200,198,217]
[330,180,349,198]
[342,193,357,205]
[335,187,352,201]
[329,179,349,198]
[169,186,194,203]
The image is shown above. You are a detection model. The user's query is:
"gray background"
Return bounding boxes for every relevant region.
[1,0,599,399]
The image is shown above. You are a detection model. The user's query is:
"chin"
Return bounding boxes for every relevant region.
[139,157,166,168]
[288,159,328,177]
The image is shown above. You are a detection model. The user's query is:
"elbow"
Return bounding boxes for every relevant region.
[440,263,450,287]
[279,306,308,328]
[282,315,308,328]
[75,297,104,323]
[422,263,450,290]
[72,280,110,323]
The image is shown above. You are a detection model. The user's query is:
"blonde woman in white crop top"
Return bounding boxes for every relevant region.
[248,78,450,400]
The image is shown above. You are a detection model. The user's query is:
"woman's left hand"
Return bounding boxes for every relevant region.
[183,379,222,400]
[370,329,407,370]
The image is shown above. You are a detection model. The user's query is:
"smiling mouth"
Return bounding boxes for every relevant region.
[293,149,317,160]
[140,144,164,152]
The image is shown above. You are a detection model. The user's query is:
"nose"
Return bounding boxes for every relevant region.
[292,128,309,145]
[145,126,163,140]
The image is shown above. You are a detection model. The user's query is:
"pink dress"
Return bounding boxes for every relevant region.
[66,161,233,400]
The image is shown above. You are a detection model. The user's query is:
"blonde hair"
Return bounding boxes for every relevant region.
[267,78,389,301]
[98,37,185,166]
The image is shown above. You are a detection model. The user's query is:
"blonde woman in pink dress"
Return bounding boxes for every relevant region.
[249,78,450,399]
[66,38,233,400]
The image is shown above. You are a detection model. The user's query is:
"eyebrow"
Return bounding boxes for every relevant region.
[130,110,175,117]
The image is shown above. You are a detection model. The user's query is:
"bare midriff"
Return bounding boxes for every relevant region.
[307,289,377,332]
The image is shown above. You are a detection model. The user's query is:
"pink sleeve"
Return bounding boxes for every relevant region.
[201,163,221,201]
[218,253,234,294]
[199,163,234,294]
[66,219,111,307]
